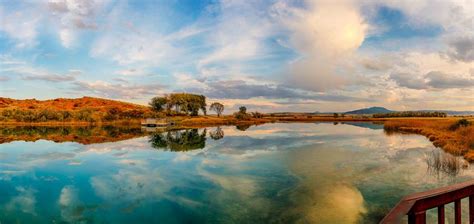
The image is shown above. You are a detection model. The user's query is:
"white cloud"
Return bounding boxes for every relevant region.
[197,1,274,68]
[59,28,75,48]
[0,5,41,48]
[48,0,111,48]
[271,0,369,91]
[72,80,165,100]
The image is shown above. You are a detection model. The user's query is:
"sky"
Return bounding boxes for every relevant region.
[0,0,473,113]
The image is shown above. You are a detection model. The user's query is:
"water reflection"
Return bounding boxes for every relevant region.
[425,150,469,178]
[0,123,473,223]
[209,127,224,140]
[235,124,251,131]
[149,129,207,151]
[0,125,145,144]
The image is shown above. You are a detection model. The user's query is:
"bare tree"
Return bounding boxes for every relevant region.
[210,102,224,117]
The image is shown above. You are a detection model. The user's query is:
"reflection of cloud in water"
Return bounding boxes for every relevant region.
[6,187,37,215]
[307,184,366,223]
[21,151,75,160]
[284,146,367,223]
[2,122,474,223]
[90,166,178,208]
[59,185,84,222]
[79,137,150,154]
[197,167,258,197]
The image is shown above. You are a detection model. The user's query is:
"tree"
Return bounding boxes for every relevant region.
[149,97,168,112]
[234,106,250,120]
[210,102,224,117]
[164,93,206,116]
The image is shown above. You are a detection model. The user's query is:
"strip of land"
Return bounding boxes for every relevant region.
[1,96,472,162]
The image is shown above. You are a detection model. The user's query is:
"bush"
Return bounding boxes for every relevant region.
[234,112,251,120]
[449,119,471,131]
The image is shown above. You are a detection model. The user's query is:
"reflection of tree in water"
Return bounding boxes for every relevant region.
[149,129,207,151]
[235,124,251,131]
[0,126,144,144]
[209,127,224,140]
[425,150,468,178]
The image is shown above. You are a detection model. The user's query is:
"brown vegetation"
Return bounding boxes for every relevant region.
[384,118,474,162]
[0,96,153,123]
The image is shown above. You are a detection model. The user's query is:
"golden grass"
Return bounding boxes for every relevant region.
[384,118,474,162]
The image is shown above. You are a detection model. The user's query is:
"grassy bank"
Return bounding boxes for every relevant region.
[384,118,474,162]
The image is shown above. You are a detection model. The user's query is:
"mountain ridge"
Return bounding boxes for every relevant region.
[343,106,474,115]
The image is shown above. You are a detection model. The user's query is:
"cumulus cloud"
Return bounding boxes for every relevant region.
[425,71,474,89]
[389,72,427,90]
[271,0,369,91]
[390,71,474,89]
[446,36,474,62]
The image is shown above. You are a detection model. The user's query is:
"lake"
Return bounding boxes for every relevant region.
[0,123,472,223]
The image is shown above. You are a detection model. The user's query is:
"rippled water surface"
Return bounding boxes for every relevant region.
[0,123,472,223]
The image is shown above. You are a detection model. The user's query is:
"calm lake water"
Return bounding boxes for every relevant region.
[0,123,472,223]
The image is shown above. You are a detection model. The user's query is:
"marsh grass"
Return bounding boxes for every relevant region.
[425,150,468,177]
[384,118,474,162]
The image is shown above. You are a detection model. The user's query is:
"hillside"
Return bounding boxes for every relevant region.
[0,96,148,111]
[344,107,393,115]
[0,96,152,123]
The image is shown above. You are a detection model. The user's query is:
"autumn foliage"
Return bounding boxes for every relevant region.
[0,96,152,123]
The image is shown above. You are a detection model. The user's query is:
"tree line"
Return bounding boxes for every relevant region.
[149,93,228,117]
[372,111,447,118]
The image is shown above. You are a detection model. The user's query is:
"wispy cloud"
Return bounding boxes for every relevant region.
[71,80,166,100]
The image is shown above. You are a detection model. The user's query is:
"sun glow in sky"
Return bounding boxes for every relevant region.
[0,0,473,112]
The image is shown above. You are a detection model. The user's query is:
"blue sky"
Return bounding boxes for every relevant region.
[0,0,473,112]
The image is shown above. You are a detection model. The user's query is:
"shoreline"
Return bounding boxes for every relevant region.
[0,116,391,127]
[1,116,472,163]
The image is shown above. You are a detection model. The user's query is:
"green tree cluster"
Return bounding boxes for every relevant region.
[150,93,207,116]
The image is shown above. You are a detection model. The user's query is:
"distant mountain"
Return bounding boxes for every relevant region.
[344,107,393,115]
